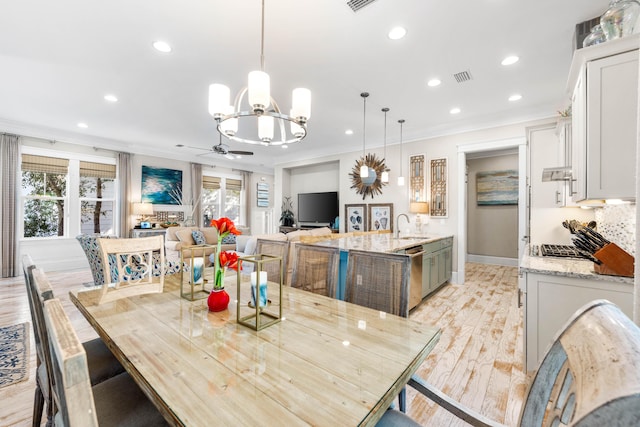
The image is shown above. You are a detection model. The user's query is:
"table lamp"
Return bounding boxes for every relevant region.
[132,202,154,223]
[409,201,430,233]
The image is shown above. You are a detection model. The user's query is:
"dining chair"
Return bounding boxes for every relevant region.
[255,238,288,284]
[377,299,640,427]
[290,244,340,298]
[97,235,165,304]
[24,262,125,427]
[42,297,169,427]
[345,250,411,318]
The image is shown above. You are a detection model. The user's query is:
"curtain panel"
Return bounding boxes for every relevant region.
[1,134,20,277]
[117,152,131,237]
[190,163,203,227]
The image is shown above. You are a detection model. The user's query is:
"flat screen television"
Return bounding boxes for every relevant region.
[297,191,339,226]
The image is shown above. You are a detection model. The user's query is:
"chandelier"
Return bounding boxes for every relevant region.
[207,0,311,146]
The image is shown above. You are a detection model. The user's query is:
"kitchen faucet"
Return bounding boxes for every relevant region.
[395,213,410,238]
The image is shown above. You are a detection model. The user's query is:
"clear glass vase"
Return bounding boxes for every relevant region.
[583,24,607,47]
[600,0,640,41]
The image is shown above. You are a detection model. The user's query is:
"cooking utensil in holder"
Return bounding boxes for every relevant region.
[593,243,634,278]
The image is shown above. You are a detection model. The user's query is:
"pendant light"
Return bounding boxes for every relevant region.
[360,92,369,178]
[381,107,390,183]
[397,119,405,186]
[208,0,311,145]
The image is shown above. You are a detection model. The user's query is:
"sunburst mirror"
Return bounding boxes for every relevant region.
[349,153,388,199]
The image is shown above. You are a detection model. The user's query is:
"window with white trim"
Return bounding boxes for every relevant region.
[21,152,117,238]
[202,175,243,226]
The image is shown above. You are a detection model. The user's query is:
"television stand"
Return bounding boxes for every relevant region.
[279,225,337,234]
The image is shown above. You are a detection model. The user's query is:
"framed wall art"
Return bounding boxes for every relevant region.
[368,203,393,232]
[345,204,367,232]
[476,169,518,205]
[430,158,448,217]
[141,166,183,205]
[257,182,269,207]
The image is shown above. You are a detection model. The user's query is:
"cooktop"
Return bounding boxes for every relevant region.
[540,244,583,259]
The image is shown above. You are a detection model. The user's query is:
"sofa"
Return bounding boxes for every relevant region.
[233,227,333,285]
[165,225,250,266]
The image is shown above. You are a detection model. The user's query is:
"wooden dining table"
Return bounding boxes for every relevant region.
[70,271,441,426]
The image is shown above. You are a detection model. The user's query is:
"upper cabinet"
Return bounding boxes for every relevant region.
[568,35,639,202]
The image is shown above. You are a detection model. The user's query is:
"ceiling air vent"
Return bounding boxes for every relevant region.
[347,0,378,12]
[453,70,473,83]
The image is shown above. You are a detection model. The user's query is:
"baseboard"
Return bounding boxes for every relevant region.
[467,254,518,267]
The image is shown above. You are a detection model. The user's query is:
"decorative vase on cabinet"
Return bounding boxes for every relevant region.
[583,24,606,47]
[600,0,640,41]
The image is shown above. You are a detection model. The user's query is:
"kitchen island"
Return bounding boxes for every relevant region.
[519,246,634,371]
[312,233,454,309]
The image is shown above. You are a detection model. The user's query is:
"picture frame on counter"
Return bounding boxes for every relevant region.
[345,204,367,232]
[368,203,393,232]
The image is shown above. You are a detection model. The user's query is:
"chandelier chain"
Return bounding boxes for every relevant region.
[260,0,265,71]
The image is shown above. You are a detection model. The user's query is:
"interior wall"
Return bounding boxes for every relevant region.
[466,154,519,259]
[289,161,340,222]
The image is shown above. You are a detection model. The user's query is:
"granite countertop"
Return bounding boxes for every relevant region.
[520,245,634,284]
[311,233,452,253]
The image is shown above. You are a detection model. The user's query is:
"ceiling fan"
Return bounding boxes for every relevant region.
[189,134,254,160]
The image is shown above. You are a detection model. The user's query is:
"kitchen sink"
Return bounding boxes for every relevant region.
[396,236,429,240]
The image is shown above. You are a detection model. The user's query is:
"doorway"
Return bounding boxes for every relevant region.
[456,138,527,285]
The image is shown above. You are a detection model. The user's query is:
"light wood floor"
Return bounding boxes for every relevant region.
[0,262,526,426]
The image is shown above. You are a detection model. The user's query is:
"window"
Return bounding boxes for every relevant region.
[79,161,116,234]
[202,175,243,225]
[21,151,117,238]
[21,154,68,237]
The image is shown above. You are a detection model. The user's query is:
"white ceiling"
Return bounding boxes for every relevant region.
[0,0,608,172]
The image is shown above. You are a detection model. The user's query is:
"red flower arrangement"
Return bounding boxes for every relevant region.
[210,217,242,290]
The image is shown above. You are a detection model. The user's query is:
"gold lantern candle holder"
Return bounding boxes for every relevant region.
[236,254,283,331]
[180,244,215,300]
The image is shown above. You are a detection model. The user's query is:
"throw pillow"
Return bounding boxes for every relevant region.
[175,229,196,246]
[192,230,206,245]
[221,234,236,245]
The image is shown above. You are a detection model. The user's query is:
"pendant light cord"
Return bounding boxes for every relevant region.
[382,107,389,159]
[361,92,369,157]
[399,119,405,175]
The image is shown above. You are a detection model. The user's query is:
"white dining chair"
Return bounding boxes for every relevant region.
[97,235,165,304]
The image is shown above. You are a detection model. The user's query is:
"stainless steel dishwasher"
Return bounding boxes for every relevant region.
[404,245,424,310]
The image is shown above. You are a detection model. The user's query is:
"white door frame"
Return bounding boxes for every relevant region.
[456,137,527,284]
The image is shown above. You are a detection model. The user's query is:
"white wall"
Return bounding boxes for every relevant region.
[275,117,559,284]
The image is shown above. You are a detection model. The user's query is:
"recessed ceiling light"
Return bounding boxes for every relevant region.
[235,155,242,159]
[77,122,88,128]
[104,94,118,103]
[450,107,461,115]
[501,55,519,66]
[509,94,522,102]
[152,40,172,53]
[427,79,441,87]
[345,129,354,135]
[388,27,407,40]
[281,145,288,149]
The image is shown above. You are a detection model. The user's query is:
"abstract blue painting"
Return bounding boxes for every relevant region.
[141,166,182,205]
[476,170,518,205]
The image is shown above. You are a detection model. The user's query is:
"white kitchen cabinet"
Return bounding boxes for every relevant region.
[569,37,639,202]
[522,271,633,372]
[530,123,564,208]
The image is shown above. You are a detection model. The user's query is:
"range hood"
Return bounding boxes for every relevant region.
[542,166,572,182]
